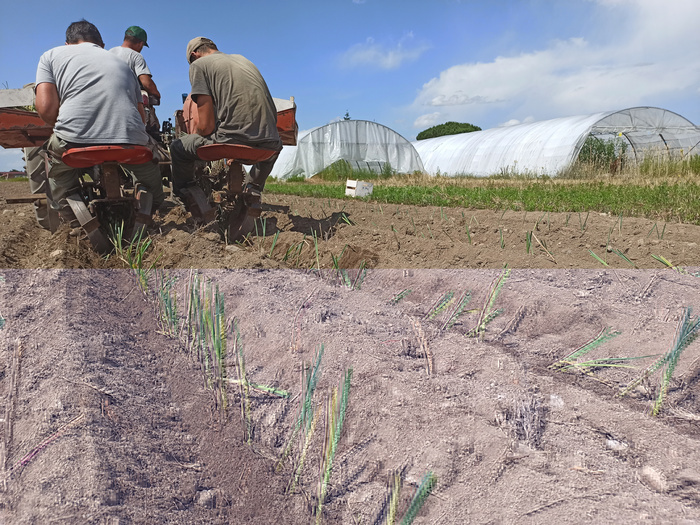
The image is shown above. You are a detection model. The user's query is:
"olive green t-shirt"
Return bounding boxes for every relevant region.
[189,51,281,151]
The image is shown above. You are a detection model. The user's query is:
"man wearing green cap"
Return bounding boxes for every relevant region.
[110,26,161,139]
[34,20,166,230]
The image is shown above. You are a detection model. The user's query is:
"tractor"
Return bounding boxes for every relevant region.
[0,84,297,251]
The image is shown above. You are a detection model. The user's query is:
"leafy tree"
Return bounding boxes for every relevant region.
[416,121,481,140]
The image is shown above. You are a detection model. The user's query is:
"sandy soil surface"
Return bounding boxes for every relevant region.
[0,269,699,524]
[1,178,699,270]
[1,179,699,524]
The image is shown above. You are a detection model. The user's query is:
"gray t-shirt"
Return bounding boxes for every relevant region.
[189,51,281,150]
[36,42,149,145]
[108,46,152,78]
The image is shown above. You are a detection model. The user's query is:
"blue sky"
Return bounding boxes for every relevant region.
[1,0,699,170]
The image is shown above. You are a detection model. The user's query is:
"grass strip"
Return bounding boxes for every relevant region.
[265,180,700,225]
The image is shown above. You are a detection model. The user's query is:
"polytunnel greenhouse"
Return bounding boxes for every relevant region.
[412,107,700,177]
[269,120,424,179]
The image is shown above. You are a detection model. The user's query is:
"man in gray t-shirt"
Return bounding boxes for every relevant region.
[170,36,282,200]
[109,26,161,138]
[35,20,164,222]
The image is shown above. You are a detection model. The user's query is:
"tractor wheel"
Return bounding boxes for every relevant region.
[23,146,59,231]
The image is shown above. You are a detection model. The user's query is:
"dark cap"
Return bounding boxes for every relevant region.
[126,25,149,47]
[186,36,215,64]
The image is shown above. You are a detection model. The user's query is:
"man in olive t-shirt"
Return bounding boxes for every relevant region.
[170,37,282,200]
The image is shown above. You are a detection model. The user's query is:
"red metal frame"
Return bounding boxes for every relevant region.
[0,108,53,148]
[62,145,153,168]
[196,143,276,164]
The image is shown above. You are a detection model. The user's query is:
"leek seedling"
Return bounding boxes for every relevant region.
[441,290,471,331]
[578,211,589,232]
[316,368,353,524]
[390,289,412,305]
[525,231,532,254]
[110,221,160,293]
[550,326,621,371]
[277,346,324,472]
[652,307,700,415]
[618,308,700,412]
[651,254,674,269]
[268,231,280,257]
[232,319,251,442]
[391,224,400,250]
[400,471,438,525]
[468,269,510,340]
[588,249,609,267]
[423,291,455,321]
[613,248,636,268]
[312,230,321,271]
[155,270,179,336]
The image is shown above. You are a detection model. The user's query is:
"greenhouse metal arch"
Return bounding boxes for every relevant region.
[412,107,700,177]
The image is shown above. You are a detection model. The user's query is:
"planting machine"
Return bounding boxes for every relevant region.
[0,84,297,250]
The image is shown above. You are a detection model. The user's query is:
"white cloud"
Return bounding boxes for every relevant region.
[410,0,700,129]
[0,148,25,172]
[413,112,442,128]
[499,116,535,127]
[340,32,430,70]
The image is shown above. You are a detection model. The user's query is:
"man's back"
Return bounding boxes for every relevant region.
[37,42,148,145]
[189,52,281,150]
[108,46,152,79]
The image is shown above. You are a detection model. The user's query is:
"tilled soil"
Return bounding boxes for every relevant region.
[0,179,699,524]
[1,179,699,270]
[1,269,699,524]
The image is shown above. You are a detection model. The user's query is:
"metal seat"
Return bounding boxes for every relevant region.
[60,145,155,254]
[196,143,275,164]
[62,145,153,168]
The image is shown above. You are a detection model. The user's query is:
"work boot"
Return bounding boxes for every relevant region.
[243,183,262,205]
[243,183,263,218]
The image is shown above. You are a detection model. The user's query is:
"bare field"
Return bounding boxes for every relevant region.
[1,269,699,524]
[1,179,699,524]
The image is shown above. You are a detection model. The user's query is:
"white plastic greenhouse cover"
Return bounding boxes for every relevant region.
[270,120,424,179]
[412,107,700,177]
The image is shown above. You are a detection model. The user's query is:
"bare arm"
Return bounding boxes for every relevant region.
[138,74,161,102]
[194,94,216,136]
[35,82,60,127]
[137,102,147,124]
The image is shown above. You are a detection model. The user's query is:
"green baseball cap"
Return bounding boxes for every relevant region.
[125,25,149,47]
